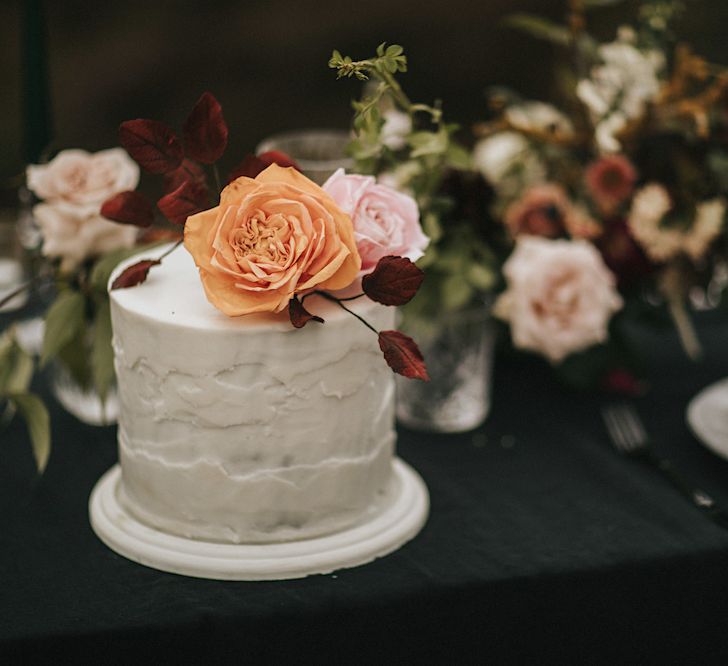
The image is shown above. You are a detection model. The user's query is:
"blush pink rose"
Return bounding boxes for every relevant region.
[26,148,140,272]
[27,148,139,214]
[494,236,623,363]
[322,168,429,272]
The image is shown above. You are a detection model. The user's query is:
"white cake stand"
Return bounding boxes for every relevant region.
[89,458,429,581]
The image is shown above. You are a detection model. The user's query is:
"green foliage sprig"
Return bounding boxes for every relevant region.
[330,44,501,315]
[0,329,49,472]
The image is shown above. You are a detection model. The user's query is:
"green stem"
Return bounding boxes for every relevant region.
[667,294,702,360]
[377,68,412,110]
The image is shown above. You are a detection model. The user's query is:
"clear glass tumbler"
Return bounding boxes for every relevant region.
[256,129,353,185]
[395,301,496,433]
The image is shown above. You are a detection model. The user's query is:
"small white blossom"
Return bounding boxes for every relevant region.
[472,132,545,196]
[684,199,726,261]
[505,101,574,135]
[380,109,412,151]
[577,35,663,152]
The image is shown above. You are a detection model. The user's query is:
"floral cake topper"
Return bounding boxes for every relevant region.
[103,93,430,381]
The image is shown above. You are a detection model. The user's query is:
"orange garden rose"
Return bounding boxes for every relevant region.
[184,164,361,315]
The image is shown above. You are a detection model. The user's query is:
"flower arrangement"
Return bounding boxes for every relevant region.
[1,146,155,471]
[328,44,501,319]
[329,2,728,390]
[471,0,728,384]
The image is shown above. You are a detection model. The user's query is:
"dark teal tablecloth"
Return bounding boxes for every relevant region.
[2,314,728,664]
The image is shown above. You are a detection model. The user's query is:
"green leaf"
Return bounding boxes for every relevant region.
[502,13,571,46]
[41,289,86,367]
[416,244,438,269]
[91,299,114,402]
[408,129,449,158]
[9,392,50,473]
[441,273,474,311]
[0,329,22,392]
[445,143,472,170]
[0,327,13,360]
[56,319,91,389]
[0,336,34,394]
[467,263,497,291]
[422,211,443,243]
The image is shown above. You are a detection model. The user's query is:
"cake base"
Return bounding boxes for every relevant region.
[89,459,429,580]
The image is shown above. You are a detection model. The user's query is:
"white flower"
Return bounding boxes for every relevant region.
[494,236,622,363]
[472,132,545,195]
[593,112,629,153]
[380,109,412,151]
[627,184,678,261]
[577,38,663,152]
[473,132,529,184]
[627,186,724,263]
[684,199,726,261]
[27,148,139,215]
[33,203,137,273]
[505,101,573,135]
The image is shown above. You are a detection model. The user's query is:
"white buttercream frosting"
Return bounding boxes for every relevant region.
[109,245,397,543]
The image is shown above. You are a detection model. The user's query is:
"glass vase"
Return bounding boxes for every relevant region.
[395,301,496,433]
[256,129,353,185]
[50,361,119,426]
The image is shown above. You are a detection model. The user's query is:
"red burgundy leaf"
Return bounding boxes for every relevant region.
[227,151,301,183]
[227,154,266,183]
[111,259,161,290]
[100,191,154,228]
[378,330,429,381]
[138,227,183,244]
[157,180,210,225]
[182,92,229,164]
[162,159,207,194]
[288,296,324,329]
[258,150,300,170]
[362,256,425,306]
[119,119,184,174]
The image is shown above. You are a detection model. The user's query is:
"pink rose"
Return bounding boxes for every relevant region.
[27,148,139,214]
[503,184,573,238]
[27,148,140,272]
[323,168,429,272]
[33,203,137,272]
[494,236,623,363]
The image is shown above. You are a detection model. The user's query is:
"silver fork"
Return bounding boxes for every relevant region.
[601,404,728,530]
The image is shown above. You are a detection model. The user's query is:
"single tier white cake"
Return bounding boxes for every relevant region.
[109,245,397,544]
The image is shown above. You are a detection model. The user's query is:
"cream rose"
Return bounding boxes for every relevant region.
[27,148,139,215]
[184,164,360,316]
[33,203,137,272]
[494,236,623,363]
[323,168,429,272]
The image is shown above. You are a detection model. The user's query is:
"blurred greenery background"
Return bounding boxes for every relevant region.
[2,0,728,180]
